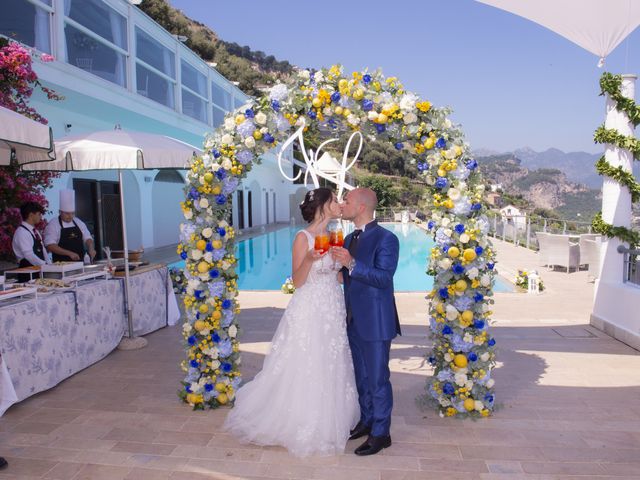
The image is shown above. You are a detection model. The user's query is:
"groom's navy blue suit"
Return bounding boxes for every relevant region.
[343,221,400,438]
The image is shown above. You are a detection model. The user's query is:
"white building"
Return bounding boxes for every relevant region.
[499,205,527,230]
[2,0,299,256]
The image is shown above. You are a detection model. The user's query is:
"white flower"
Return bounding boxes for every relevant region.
[222,159,233,170]
[204,252,213,263]
[255,112,267,125]
[219,220,229,228]
[347,114,360,126]
[486,379,495,388]
[480,352,490,362]
[314,71,324,82]
[190,382,200,394]
[187,279,200,291]
[221,260,231,271]
[446,305,459,321]
[198,175,205,185]
[182,322,192,334]
[444,353,452,362]
[221,134,233,145]
[444,228,453,237]
[202,227,213,238]
[244,136,256,148]
[224,117,235,130]
[183,210,193,220]
[399,93,417,111]
[367,111,379,121]
[191,250,202,260]
[454,373,467,386]
[444,119,452,129]
[467,267,479,279]
[229,325,238,338]
[199,198,209,209]
[474,401,484,411]
[323,107,332,116]
[438,258,452,270]
[403,112,417,124]
[210,163,221,172]
[463,333,473,343]
[211,359,221,369]
[459,233,470,244]
[480,274,491,287]
[441,217,451,227]
[448,188,461,201]
[269,83,289,101]
[208,347,219,359]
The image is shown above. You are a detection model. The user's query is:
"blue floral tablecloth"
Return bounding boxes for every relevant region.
[0,266,180,414]
[0,280,124,409]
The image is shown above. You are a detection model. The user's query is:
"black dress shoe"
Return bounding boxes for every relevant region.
[349,421,371,441]
[354,435,392,456]
[0,457,7,469]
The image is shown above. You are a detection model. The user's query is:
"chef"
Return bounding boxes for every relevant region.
[12,202,49,282]
[44,189,96,263]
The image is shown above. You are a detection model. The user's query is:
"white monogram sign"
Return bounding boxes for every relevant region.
[277,118,361,200]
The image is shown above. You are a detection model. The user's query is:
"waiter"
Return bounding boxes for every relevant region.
[44,189,96,263]
[12,202,49,281]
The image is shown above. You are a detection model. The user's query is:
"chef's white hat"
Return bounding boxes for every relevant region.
[59,189,75,212]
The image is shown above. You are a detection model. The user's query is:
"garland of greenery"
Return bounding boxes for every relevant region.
[179,65,497,418]
[591,73,640,247]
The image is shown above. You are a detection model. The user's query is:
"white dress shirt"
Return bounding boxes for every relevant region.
[43,216,92,247]
[12,222,50,266]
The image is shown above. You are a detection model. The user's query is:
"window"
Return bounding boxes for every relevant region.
[135,27,175,78]
[65,0,126,50]
[136,64,175,108]
[212,106,225,128]
[181,61,207,97]
[211,81,231,110]
[234,96,246,109]
[64,24,126,87]
[0,0,51,53]
[182,89,207,123]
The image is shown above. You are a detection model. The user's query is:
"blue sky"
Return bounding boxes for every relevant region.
[170,0,640,154]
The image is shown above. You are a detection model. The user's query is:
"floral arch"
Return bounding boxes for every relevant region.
[178,65,497,418]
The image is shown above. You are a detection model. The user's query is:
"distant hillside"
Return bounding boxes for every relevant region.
[137,0,293,96]
[478,153,601,220]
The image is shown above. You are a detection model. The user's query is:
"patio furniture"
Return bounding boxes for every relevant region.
[393,211,402,222]
[579,234,601,267]
[542,233,581,273]
[75,57,93,72]
[535,231,550,266]
[581,238,601,279]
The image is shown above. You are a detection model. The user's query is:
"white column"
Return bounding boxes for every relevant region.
[598,75,635,282]
[592,74,640,351]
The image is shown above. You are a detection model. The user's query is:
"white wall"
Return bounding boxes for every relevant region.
[152,171,186,247]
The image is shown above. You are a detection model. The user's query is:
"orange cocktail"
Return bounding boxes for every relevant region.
[329,230,344,248]
[314,234,330,254]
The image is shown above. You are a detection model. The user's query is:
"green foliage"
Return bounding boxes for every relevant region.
[514,169,562,190]
[595,156,640,203]
[556,190,601,220]
[137,0,291,96]
[599,72,640,127]
[356,174,399,208]
[592,212,640,247]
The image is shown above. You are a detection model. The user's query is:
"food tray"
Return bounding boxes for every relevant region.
[41,262,84,274]
[63,270,109,283]
[0,286,38,301]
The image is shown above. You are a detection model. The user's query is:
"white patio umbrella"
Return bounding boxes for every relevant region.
[0,105,55,165]
[25,128,202,348]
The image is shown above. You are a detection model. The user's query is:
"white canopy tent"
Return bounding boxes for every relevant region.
[0,105,55,166]
[25,128,202,348]
[476,0,640,66]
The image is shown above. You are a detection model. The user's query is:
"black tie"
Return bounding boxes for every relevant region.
[348,229,362,256]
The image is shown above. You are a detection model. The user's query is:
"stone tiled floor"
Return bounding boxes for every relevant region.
[1,239,640,479]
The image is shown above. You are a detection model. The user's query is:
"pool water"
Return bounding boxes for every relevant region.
[170,224,513,292]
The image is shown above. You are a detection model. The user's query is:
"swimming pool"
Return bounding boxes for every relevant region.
[170,223,513,292]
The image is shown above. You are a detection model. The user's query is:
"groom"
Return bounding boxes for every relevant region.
[331,188,401,456]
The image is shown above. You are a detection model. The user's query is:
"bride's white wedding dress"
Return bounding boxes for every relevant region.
[224,229,359,457]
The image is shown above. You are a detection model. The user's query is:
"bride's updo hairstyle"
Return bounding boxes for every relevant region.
[299,187,333,223]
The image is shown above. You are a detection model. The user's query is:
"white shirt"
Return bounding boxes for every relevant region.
[43,216,92,247]
[12,222,50,266]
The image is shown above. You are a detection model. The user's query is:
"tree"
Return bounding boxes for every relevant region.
[0,38,62,261]
[357,174,399,208]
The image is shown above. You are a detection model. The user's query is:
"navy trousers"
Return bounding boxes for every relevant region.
[348,325,392,437]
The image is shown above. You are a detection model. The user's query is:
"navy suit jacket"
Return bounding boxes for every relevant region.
[343,221,401,341]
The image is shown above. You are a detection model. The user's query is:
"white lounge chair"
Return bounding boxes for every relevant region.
[581,238,601,279]
[544,234,581,273]
[579,234,601,267]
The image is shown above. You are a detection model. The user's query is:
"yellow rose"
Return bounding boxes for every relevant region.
[461,310,473,323]
[234,114,245,125]
[464,398,475,411]
[455,280,467,292]
[453,354,468,368]
[197,261,209,273]
[194,320,207,331]
[212,240,222,249]
[463,249,477,262]
[448,246,460,258]
[196,240,207,251]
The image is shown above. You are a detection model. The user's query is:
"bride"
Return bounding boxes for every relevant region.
[224,187,359,457]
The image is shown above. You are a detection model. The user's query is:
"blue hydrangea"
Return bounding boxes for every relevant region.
[453,296,473,312]
[211,248,225,261]
[437,370,454,382]
[275,114,290,132]
[221,309,234,328]
[236,120,255,138]
[435,228,451,245]
[237,150,253,165]
[218,338,233,358]
[208,281,225,299]
[452,334,474,352]
[222,177,239,195]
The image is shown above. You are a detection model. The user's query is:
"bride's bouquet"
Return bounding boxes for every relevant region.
[281,276,295,294]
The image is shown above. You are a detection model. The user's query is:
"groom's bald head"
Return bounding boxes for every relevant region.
[348,188,377,216]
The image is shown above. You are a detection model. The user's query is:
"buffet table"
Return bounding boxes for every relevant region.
[0,265,180,414]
